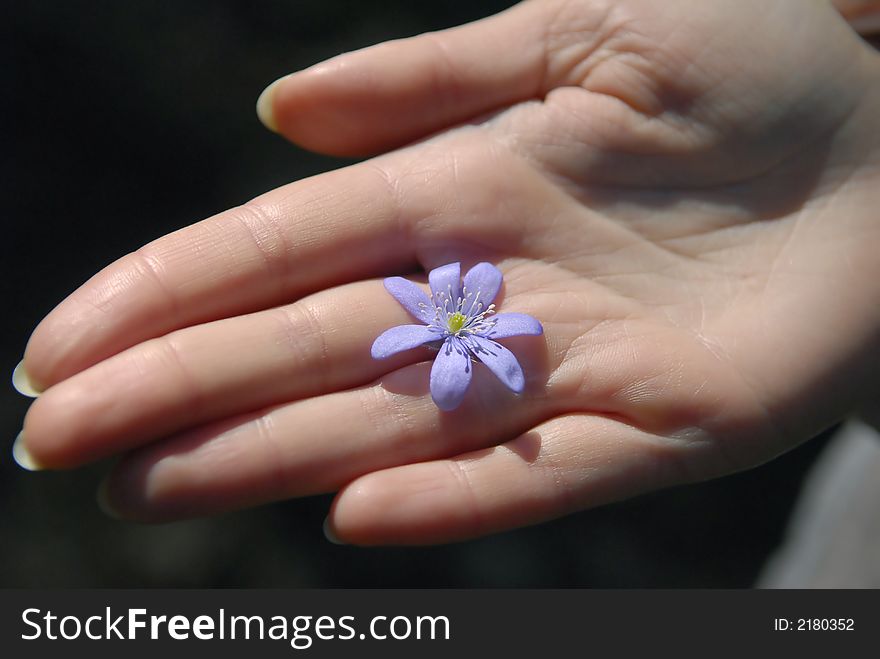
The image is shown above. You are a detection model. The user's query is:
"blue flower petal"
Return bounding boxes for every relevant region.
[467,335,525,393]
[428,262,461,311]
[483,313,543,339]
[463,262,503,308]
[430,337,472,411]
[384,277,433,322]
[371,325,440,359]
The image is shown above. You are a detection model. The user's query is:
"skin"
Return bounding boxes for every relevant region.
[18,0,880,544]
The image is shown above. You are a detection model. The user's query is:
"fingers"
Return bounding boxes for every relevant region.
[259,0,880,159]
[327,413,705,546]
[99,359,547,522]
[258,0,556,156]
[22,279,432,469]
[23,158,416,390]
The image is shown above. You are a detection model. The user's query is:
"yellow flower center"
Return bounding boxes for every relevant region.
[447,312,467,334]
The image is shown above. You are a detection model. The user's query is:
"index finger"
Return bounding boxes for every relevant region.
[23,158,415,389]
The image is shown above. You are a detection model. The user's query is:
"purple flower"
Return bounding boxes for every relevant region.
[371,262,543,411]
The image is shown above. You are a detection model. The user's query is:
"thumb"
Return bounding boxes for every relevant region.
[255,0,582,156]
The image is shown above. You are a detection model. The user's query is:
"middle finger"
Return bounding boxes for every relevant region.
[23,278,428,468]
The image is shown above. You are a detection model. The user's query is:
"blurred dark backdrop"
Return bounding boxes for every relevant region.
[3,0,833,587]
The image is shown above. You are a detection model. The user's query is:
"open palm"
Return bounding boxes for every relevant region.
[20,0,880,544]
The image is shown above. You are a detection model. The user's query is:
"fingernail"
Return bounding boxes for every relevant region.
[256,76,286,133]
[12,431,42,471]
[96,478,122,520]
[12,360,42,397]
[323,516,345,545]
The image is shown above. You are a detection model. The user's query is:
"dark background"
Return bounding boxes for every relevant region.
[3,0,834,587]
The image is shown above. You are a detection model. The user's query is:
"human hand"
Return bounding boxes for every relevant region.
[833,0,880,33]
[17,0,880,544]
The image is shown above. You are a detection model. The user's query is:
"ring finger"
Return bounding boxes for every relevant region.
[99,349,549,521]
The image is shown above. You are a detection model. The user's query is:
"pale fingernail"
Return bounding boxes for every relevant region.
[12,360,42,397]
[256,76,287,133]
[96,478,122,520]
[12,431,42,471]
[323,516,345,545]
